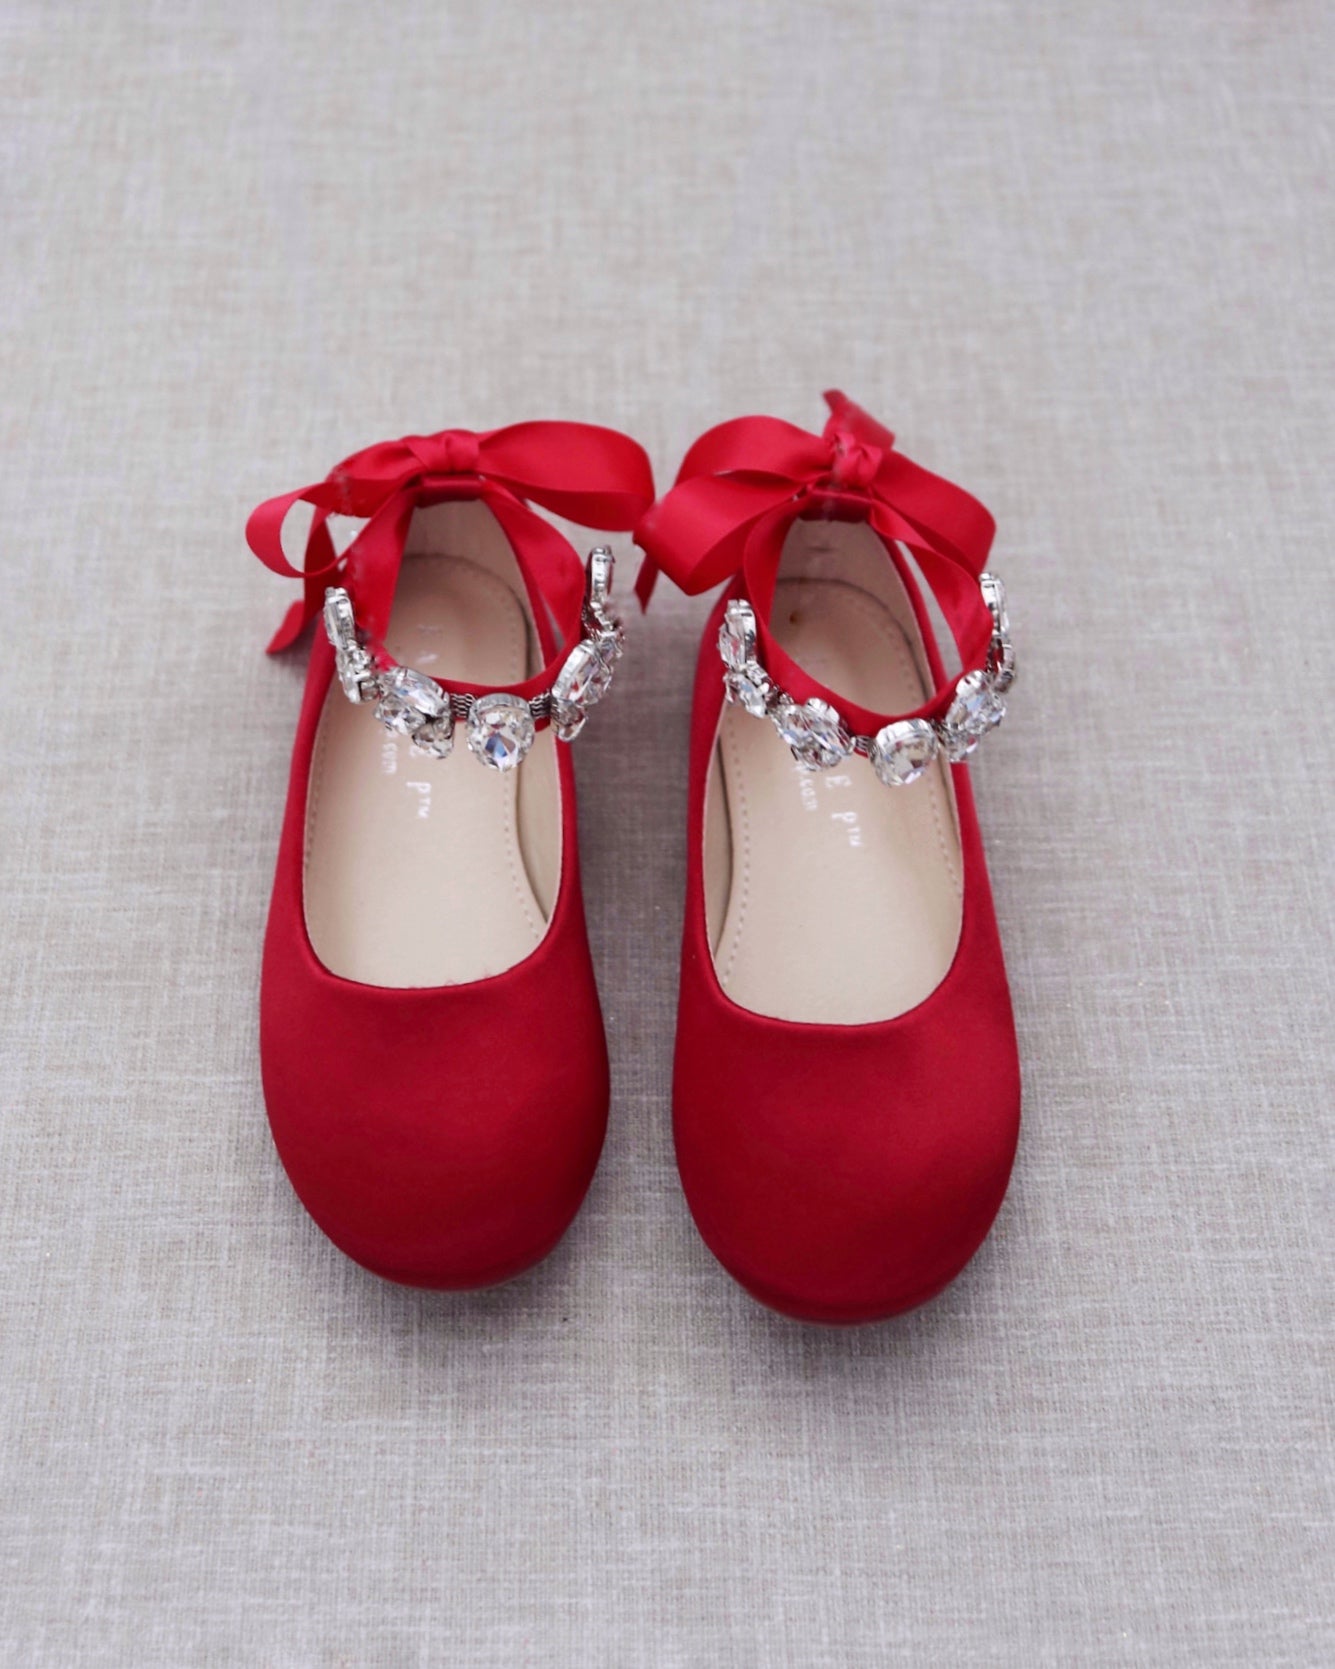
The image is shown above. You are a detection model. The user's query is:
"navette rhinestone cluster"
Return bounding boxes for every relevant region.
[549,546,624,742]
[321,547,625,773]
[718,571,1015,785]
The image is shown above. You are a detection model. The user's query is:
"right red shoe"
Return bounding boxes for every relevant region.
[636,392,1021,1323]
[247,422,654,1288]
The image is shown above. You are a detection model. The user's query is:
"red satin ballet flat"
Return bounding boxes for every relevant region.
[247,422,654,1287]
[635,392,1020,1323]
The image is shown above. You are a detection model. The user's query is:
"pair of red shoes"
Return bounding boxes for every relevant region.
[248,393,1020,1324]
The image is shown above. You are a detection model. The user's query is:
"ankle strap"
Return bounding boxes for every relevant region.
[716,574,1014,781]
[319,546,624,768]
[245,423,654,766]
[634,392,1016,775]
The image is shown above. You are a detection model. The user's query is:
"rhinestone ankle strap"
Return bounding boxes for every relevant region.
[322,547,625,772]
[718,572,1015,785]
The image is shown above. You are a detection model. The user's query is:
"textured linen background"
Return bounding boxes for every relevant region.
[2,2,1331,1665]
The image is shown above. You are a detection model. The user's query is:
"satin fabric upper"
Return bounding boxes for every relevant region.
[261,634,609,1288]
[672,601,1020,1321]
[252,420,654,1287]
[638,396,1021,1321]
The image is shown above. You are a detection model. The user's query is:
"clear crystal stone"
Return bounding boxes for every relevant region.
[582,547,623,642]
[941,723,979,762]
[724,661,773,717]
[467,694,535,771]
[773,697,852,770]
[871,718,939,787]
[585,596,621,639]
[410,712,455,758]
[375,666,446,735]
[323,587,356,652]
[551,699,587,743]
[719,599,757,670]
[554,639,614,709]
[594,620,625,663]
[323,587,378,703]
[587,546,614,609]
[987,633,1016,694]
[980,572,1009,638]
[955,668,1006,731]
[336,647,377,703]
[942,669,1005,760]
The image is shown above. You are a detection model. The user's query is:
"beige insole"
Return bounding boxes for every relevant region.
[304,504,560,988]
[705,530,964,1024]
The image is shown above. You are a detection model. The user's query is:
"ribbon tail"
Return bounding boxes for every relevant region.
[247,487,314,577]
[823,389,897,455]
[633,554,661,612]
[268,597,315,654]
[248,492,342,653]
[266,599,311,655]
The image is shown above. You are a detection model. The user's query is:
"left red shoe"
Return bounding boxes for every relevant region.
[247,422,654,1288]
[636,393,1021,1323]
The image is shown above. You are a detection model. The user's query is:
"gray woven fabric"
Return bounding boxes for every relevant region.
[1,2,1331,1664]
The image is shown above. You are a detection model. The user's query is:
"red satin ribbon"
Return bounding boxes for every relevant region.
[634,390,998,728]
[247,421,655,656]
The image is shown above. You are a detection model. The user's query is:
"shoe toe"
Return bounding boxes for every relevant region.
[262,983,607,1290]
[676,1026,1020,1324]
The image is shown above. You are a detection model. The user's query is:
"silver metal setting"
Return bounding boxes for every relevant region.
[718,599,778,719]
[323,587,382,704]
[717,573,1016,783]
[322,545,624,768]
[549,544,626,743]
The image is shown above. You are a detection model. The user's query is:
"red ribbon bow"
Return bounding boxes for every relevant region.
[632,390,998,725]
[248,421,655,653]
[637,389,993,602]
